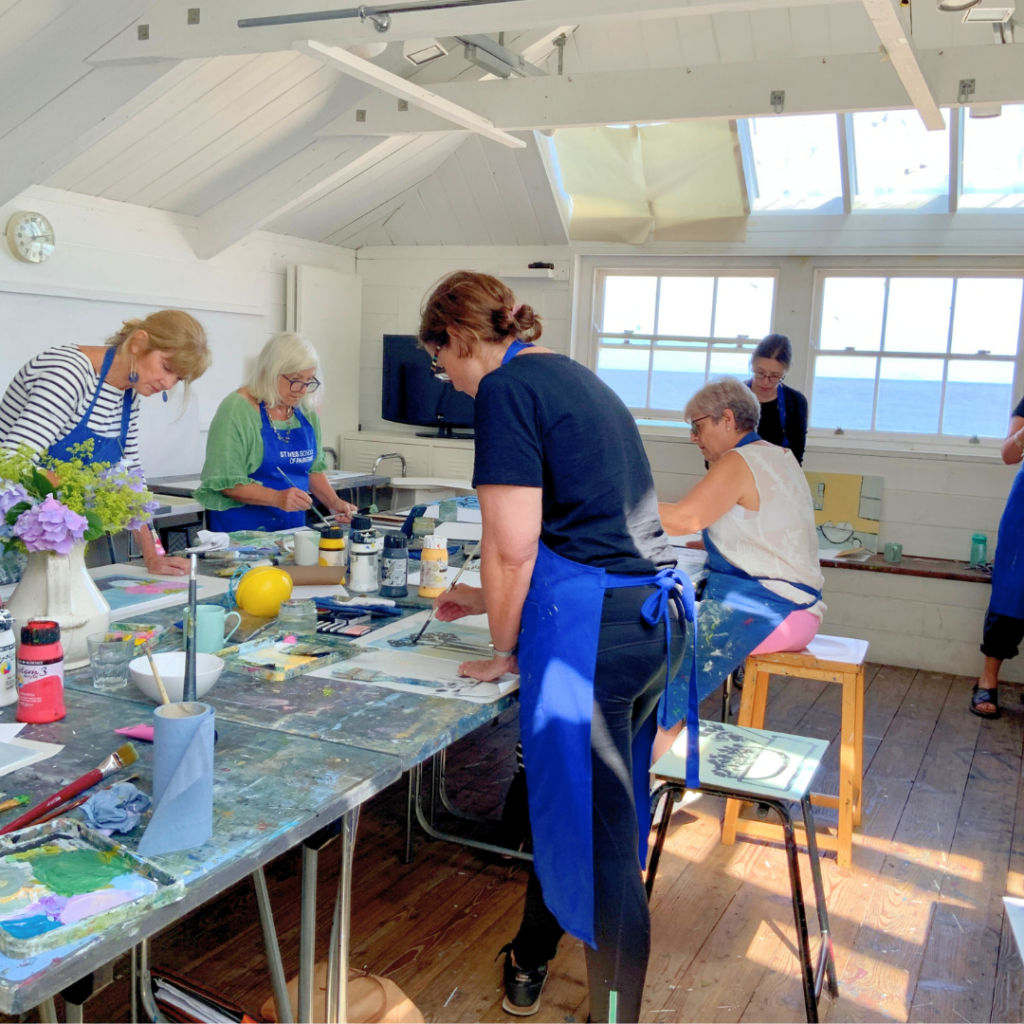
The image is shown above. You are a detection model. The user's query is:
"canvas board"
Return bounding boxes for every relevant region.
[89,564,229,616]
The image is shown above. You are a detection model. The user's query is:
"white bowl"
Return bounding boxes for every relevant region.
[129,652,224,704]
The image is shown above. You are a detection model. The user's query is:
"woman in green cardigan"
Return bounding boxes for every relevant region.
[196,333,355,531]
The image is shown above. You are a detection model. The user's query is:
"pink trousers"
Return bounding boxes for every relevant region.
[749,609,821,656]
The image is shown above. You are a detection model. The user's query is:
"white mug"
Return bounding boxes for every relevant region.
[293,529,320,566]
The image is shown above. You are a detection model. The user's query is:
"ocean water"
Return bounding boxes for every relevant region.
[595,368,1015,438]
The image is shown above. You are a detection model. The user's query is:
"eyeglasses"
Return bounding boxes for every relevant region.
[282,375,321,393]
[689,415,712,439]
[430,349,451,383]
[751,369,786,385]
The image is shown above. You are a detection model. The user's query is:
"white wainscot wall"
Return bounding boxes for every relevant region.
[0,186,356,479]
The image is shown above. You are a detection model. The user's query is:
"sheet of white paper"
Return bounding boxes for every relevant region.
[0,724,26,744]
[290,584,350,600]
[0,738,64,778]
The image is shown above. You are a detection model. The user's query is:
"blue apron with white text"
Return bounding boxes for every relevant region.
[504,338,696,945]
[990,467,1024,619]
[660,432,822,729]
[47,347,133,466]
[207,403,317,533]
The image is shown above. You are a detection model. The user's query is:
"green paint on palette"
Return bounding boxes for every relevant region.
[26,850,129,898]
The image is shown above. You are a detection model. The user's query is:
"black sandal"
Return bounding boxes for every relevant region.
[971,685,1001,719]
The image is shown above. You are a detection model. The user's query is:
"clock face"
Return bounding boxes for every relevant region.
[6,212,55,264]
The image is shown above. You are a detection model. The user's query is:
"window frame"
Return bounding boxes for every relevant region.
[808,267,1024,446]
[589,267,779,422]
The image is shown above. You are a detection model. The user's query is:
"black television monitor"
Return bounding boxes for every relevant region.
[381,335,475,439]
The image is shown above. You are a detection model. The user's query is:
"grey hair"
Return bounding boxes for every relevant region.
[684,377,761,434]
[247,333,321,411]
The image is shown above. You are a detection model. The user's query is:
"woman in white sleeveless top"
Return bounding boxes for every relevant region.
[655,377,825,750]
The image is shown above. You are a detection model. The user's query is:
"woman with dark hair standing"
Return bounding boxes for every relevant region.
[421,271,687,1022]
[747,333,809,464]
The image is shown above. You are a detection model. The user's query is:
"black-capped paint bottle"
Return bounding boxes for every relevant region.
[380,533,408,598]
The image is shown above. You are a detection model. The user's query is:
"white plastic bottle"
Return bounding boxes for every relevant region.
[0,609,17,707]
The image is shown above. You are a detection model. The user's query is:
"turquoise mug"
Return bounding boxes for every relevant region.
[189,605,241,654]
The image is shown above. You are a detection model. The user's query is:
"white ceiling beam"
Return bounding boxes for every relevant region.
[861,0,945,130]
[87,0,850,63]
[194,135,411,258]
[313,43,1024,134]
[295,39,525,148]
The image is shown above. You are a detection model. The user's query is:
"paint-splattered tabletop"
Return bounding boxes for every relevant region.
[0,688,400,1015]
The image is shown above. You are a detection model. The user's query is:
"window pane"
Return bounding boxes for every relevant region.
[747,115,842,211]
[943,360,1015,437]
[709,348,754,379]
[851,109,950,210]
[884,278,953,353]
[876,357,943,432]
[951,278,1023,356]
[820,278,885,351]
[961,104,1024,210]
[650,348,706,411]
[657,277,714,336]
[602,276,656,334]
[597,343,649,408]
[714,277,774,338]
[811,355,877,431]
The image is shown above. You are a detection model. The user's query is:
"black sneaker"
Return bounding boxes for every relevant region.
[498,943,548,1017]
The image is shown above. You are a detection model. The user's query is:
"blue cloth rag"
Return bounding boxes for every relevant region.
[81,782,152,834]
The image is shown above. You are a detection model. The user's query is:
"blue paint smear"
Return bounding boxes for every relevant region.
[1,916,61,940]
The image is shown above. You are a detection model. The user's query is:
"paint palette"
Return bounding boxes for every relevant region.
[219,631,361,682]
[0,819,184,957]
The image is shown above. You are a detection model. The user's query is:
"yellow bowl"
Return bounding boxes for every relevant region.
[235,566,293,618]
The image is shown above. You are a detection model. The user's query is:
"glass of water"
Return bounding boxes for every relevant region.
[87,634,135,692]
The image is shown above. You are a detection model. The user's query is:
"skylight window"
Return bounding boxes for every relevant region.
[961,104,1024,209]
[744,115,843,213]
[850,110,950,210]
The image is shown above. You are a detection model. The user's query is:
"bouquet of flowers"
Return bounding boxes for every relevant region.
[0,441,160,558]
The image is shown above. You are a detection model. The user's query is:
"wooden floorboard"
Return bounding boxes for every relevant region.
[13,666,1024,1024]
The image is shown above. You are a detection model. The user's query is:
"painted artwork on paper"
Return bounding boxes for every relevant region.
[804,471,883,554]
[356,610,494,662]
[95,575,189,611]
[0,821,183,957]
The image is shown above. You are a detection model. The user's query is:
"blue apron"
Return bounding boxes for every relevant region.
[48,346,133,465]
[747,379,789,449]
[504,338,696,946]
[207,403,317,533]
[990,468,1024,618]
[660,432,822,730]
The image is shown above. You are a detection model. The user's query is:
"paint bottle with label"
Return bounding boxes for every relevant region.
[380,533,409,598]
[16,620,66,723]
[318,526,346,582]
[418,536,448,599]
[348,515,381,595]
[0,609,16,708]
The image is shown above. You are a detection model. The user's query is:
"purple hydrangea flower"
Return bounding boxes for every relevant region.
[13,496,88,556]
[125,499,161,532]
[0,482,30,517]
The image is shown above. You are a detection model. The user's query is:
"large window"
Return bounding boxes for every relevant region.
[961,105,1024,209]
[594,273,776,418]
[811,274,1024,438]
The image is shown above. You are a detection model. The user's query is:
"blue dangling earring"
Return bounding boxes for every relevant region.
[162,391,169,403]
[128,359,139,385]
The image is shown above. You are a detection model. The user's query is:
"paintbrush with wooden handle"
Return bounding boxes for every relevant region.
[412,538,482,645]
[0,743,139,835]
[277,466,332,525]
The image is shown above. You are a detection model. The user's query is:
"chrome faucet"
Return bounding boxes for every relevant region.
[322,445,339,471]
[372,453,407,478]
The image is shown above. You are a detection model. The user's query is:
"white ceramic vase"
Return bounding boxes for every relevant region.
[6,545,110,669]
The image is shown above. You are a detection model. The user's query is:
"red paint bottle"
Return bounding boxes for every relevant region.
[16,620,66,723]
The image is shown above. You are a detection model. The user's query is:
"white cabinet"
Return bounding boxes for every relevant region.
[343,432,474,479]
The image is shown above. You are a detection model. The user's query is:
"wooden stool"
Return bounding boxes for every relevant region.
[721,634,868,868]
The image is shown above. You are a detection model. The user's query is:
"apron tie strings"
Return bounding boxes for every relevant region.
[641,568,701,788]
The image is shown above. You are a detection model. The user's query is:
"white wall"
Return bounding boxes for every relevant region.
[354,246,571,432]
[0,186,356,479]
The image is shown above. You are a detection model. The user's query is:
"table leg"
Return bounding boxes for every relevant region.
[62,974,94,1024]
[853,668,864,826]
[300,843,319,1023]
[132,946,139,1024]
[328,807,360,1024]
[138,938,163,1023]
[403,770,416,865]
[253,867,294,1024]
[838,674,857,868]
[38,997,58,1023]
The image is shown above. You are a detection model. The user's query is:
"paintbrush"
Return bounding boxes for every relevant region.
[32,773,141,827]
[183,554,197,703]
[0,796,29,814]
[144,643,170,706]
[412,538,482,645]
[277,467,332,525]
[0,744,139,835]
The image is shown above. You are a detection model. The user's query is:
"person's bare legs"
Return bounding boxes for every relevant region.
[974,656,1003,715]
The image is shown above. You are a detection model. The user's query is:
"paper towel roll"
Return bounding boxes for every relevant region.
[137,701,214,857]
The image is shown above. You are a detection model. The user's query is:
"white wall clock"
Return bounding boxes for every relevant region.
[6,211,55,264]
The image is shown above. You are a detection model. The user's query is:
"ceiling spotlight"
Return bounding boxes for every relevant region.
[938,0,981,11]
[970,102,1003,116]
[403,38,448,65]
[346,41,387,58]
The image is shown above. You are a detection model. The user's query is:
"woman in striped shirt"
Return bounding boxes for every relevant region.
[0,310,211,575]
